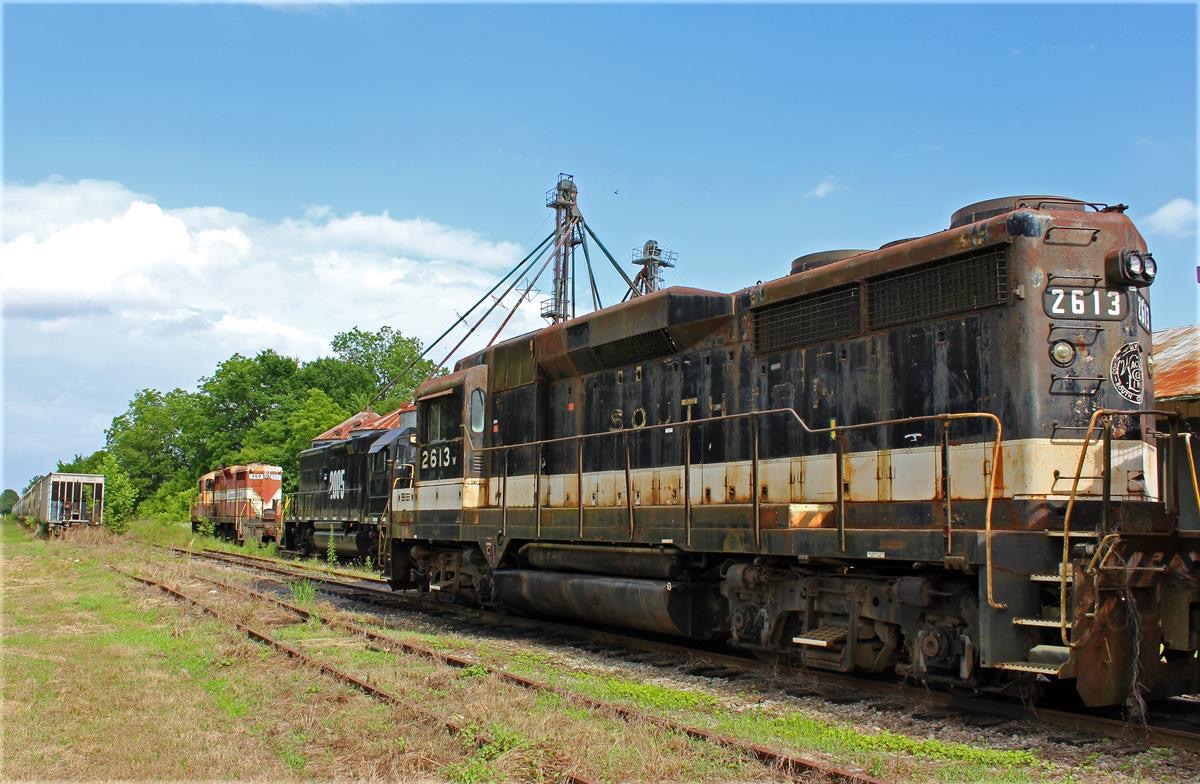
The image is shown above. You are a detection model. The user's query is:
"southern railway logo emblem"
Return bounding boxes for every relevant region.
[1110,342,1144,404]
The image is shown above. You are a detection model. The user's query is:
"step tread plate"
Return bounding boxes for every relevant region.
[993,660,1063,675]
[792,626,849,648]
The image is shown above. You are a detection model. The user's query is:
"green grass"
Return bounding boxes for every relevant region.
[459,664,490,680]
[288,578,317,606]
[459,640,1060,783]
[715,711,1040,767]
[444,723,529,784]
[566,671,718,711]
[276,730,308,771]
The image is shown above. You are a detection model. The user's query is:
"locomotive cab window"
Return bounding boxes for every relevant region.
[469,389,485,434]
[421,390,463,444]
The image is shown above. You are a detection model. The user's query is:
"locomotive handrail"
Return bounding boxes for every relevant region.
[1185,433,1200,518]
[477,406,1005,610]
[1057,407,1184,648]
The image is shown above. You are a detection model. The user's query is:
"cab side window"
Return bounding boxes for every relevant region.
[470,389,485,434]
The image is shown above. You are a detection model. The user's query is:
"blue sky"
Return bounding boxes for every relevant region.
[3,3,1197,490]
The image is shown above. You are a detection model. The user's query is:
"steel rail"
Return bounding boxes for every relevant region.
[187,545,390,586]
[165,543,1200,756]
[112,566,600,784]
[183,569,886,784]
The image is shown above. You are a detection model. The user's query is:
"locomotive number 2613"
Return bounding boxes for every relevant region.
[1043,286,1126,320]
[421,446,456,470]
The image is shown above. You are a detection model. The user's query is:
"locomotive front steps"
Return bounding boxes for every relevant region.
[1012,617,1072,629]
[992,660,1064,675]
[791,626,849,648]
[993,644,1070,676]
[1029,571,1073,583]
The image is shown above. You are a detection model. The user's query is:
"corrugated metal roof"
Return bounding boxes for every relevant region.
[1153,325,1200,400]
[371,403,417,430]
[311,410,380,443]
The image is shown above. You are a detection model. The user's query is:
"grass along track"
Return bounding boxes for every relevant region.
[112,566,603,784]
[166,565,886,784]
[165,541,1200,761]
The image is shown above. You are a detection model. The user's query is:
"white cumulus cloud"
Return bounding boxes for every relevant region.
[1143,197,1198,238]
[806,175,846,199]
[1,178,552,488]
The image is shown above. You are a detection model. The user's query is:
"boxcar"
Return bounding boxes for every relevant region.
[14,473,105,535]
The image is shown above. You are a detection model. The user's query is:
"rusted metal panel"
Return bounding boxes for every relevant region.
[310,410,381,444]
[1152,325,1200,401]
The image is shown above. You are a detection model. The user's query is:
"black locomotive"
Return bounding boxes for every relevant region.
[378,195,1198,708]
[283,425,415,561]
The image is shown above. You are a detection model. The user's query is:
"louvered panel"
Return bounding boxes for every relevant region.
[752,285,860,354]
[868,246,1010,330]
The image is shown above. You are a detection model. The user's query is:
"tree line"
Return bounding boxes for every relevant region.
[12,326,437,530]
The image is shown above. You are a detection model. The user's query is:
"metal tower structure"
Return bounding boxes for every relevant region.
[541,174,585,322]
[631,239,677,294]
[370,173,646,403]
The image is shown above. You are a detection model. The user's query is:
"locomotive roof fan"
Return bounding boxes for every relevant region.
[949,195,1087,229]
[790,249,869,275]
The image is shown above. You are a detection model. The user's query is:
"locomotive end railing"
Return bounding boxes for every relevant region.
[1058,408,1191,648]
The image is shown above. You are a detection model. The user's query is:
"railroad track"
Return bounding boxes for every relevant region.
[119,559,882,784]
[156,543,1200,757]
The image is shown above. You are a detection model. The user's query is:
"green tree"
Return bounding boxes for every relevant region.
[94,451,137,534]
[195,350,300,465]
[104,389,198,502]
[235,388,349,492]
[331,326,439,410]
[136,477,197,522]
[293,357,377,410]
[0,489,18,514]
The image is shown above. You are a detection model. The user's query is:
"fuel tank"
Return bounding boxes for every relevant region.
[492,569,724,639]
[519,543,687,579]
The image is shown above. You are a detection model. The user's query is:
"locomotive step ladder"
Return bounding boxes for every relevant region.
[993,562,1079,674]
[993,644,1071,675]
[792,626,849,648]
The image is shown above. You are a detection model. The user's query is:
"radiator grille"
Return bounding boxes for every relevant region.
[752,285,861,354]
[592,329,676,368]
[868,246,1009,330]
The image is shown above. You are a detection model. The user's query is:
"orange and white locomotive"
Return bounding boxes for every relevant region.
[191,463,283,545]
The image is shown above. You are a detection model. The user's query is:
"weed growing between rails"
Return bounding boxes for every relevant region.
[289,578,317,607]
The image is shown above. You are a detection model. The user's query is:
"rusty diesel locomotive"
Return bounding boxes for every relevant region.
[382,195,1199,707]
[191,464,283,545]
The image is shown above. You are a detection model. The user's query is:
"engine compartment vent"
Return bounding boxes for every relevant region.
[867,245,1010,330]
[949,195,1086,229]
[790,249,869,276]
[753,285,861,354]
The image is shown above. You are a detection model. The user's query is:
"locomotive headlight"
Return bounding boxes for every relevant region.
[1050,340,1076,366]
[1125,251,1144,278]
[1107,247,1153,286]
[1142,254,1157,282]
